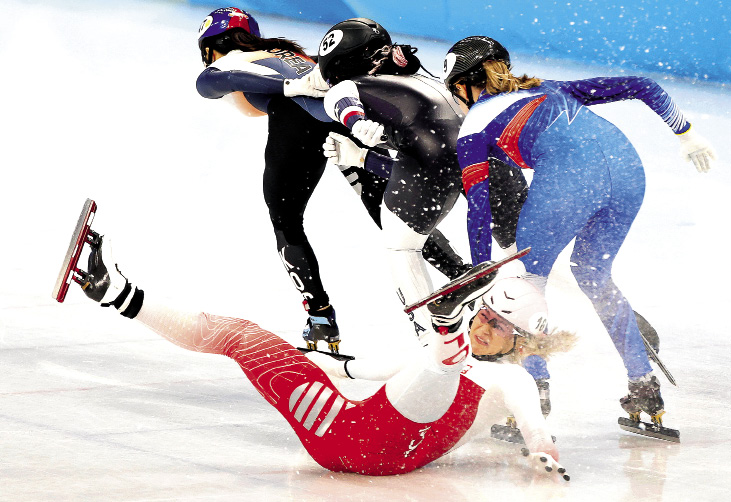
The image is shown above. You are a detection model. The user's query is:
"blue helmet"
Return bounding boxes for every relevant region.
[197,7,261,50]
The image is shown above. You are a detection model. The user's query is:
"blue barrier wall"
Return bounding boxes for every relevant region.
[191,0,730,82]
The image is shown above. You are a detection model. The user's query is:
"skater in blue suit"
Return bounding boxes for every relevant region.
[442,36,717,425]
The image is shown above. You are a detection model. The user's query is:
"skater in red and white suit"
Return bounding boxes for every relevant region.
[73,234,567,479]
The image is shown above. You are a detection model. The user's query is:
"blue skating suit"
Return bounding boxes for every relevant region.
[457,76,690,381]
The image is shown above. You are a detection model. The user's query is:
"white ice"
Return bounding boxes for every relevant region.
[1,0,730,500]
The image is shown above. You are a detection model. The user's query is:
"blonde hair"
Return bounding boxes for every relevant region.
[505,328,578,363]
[481,60,542,95]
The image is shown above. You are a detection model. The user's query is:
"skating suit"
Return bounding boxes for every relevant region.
[196,50,387,311]
[457,76,689,380]
[139,306,481,475]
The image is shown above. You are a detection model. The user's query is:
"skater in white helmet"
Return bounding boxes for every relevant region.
[54,202,571,480]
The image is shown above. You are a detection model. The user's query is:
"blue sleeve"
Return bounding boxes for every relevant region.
[522,355,551,380]
[196,67,332,122]
[196,67,285,99]
[458,133,493,264]
[563,76,690,134]
[466,179,492,264]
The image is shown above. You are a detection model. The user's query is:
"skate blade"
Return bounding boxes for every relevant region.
[297,347,354,362]
[618,417,680,443]
[491,424,526,444]
[491,424,557,445]
[52,199,97,303]
[405,247,530,314]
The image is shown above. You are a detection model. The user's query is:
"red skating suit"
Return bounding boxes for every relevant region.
[140,308,489,476]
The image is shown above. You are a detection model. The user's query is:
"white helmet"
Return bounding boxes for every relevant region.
[481,277,548,335]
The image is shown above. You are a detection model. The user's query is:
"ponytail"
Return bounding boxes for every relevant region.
[481,60,542,95]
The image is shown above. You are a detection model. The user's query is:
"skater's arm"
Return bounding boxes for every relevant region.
[466,363,557,458]
[196,66,288,99]
[563,76,690,133]
[458,134,493,264]
[323,80,385,146]
[564,77,716,171]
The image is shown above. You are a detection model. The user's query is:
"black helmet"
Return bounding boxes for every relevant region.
[318,18,392,85]
[443,36,511,94]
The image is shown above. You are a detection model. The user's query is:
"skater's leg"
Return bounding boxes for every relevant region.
[264,109,330,312]
[571,231,652,379]
[381,157,460,342]
[264,99,341,350]
[384,318,471,423]
[380,207,433,341]
[352,166,471,281]
[569,149,650,380]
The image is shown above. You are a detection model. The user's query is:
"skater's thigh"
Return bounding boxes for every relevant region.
[518,142,609,275]
[383,156,459,235]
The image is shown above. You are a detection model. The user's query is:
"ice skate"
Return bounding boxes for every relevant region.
[618,374,679,442]
[53,199,143,318]
[303,306,340,353]
[491,415,556,445]
[406,247,530,315]
[53,198,98,303]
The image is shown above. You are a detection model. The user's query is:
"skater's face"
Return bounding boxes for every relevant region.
[469,306,517,356]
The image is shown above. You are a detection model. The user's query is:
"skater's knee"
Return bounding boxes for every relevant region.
[273,225,307,246]
[381,209,429,251]
[571,263,608,297]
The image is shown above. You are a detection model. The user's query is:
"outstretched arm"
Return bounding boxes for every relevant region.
[564,76,716,172]
[463,363,557,456]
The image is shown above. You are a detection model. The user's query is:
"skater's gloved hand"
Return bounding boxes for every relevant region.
[323,132,368,168]
[351,119,386,147]
[521,448,570,481]
[283,65,329,98]
[678,126,716,173]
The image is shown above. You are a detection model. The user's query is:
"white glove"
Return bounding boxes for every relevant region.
[323,132,367,168]
[678,127,716,173]
[521,448,570,481]
[283,65,329,98]
[351,119,386,147]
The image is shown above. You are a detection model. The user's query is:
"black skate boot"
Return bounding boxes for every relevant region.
[79,233,144,318]
[303,306,340,354]
[405,249,530,315]
[426,265,501,319]
[620,374,665,425]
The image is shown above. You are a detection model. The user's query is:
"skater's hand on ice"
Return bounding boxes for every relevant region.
[323,132,367,168]
[521,448,570,481]
[678,127,716,173]
[283,65,329,98]
[351,119,386,147]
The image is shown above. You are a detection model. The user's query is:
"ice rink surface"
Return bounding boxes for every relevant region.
[1,0,730,500]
